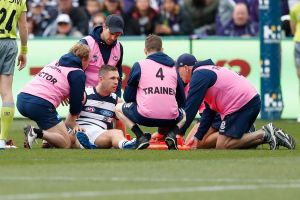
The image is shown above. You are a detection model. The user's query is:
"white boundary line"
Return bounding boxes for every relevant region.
[1,176,300,184]
[1,183,300,200]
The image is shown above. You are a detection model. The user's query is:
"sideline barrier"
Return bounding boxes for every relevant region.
[14,37,297,118]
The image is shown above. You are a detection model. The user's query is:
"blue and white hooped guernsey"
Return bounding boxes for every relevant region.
[76,87,118,130]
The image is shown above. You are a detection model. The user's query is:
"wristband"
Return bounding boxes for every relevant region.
[20,45,28,54]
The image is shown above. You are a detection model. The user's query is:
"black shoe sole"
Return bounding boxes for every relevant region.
[136,142,150,150]
[165,137,178,150]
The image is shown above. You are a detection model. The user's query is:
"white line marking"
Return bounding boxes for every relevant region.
[1,183,300,200]
[1,176,300,184]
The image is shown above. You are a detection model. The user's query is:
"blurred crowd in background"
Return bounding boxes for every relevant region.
[26,0,297,38]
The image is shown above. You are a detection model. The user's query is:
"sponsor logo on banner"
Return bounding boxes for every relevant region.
[259,0,269,9]
[264,92,283,112]
[260,59,270,78]
[263,25,281,43]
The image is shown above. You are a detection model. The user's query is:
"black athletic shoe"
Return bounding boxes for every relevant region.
[165,130,178,150]
[274,128,296,150]
[135,133,151,150]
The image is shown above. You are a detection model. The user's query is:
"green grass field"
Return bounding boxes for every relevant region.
[0,119,300,200]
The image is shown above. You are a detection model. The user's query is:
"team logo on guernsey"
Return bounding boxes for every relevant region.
[92,55,98,62]
[85,107,95,112]
[100,110,113,117]
[113,56,119,61]
[220,121,226,132]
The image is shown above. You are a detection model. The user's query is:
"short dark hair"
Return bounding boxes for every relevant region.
[99,65,118,76]
[145,34,162,52]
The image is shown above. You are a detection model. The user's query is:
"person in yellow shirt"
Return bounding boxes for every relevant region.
[290,2,300,122]
[0,0,28,149]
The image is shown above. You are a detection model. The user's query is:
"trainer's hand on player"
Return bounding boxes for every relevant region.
[17,54,27,70]
[72,125,85,134]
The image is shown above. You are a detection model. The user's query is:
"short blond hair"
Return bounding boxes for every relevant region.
[69,43,90,60]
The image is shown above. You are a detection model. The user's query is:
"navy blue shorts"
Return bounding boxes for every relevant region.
[219,95,261,139]
[198,113,221,130]
[122,102,184,127]
[17,93,62,130]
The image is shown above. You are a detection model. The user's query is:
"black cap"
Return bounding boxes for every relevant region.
[175,53,197,67]
[105,14,124,34]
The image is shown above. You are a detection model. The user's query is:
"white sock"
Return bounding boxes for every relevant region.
[118,139,127,149]
[0,139,5,148]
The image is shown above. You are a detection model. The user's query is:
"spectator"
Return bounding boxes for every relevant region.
[89,12,106,32]
[57,0,89,35]
[56,14,83,37]
[155,0,193,35]
[28,0,54,36]
[122,0,164,14]
[215,0,258,36]
[43,14,83,37]
[84,0,103,32]
[102,0,123,16]
[124,0,159,35]
[215,0,236,35]
[217,3,258,37]
[84,0,103,20]
[41,0,57,7]
[122,0,136,14]
[41,0,59,20]
[183,0,219,35]
[26,15,36,39]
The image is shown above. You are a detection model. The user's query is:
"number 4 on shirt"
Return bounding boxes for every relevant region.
[156,67,165,81]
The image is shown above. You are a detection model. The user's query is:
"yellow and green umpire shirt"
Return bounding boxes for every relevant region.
[290,2,300,42]
[0,0,27,39]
